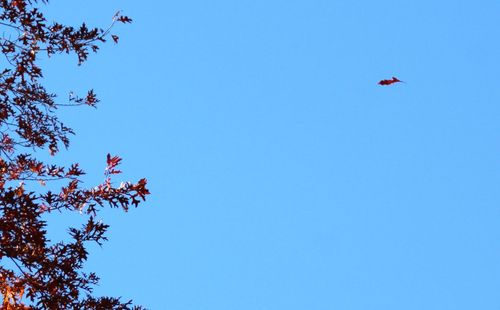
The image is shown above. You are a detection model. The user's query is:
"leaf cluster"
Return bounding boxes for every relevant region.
[0,1,149,309]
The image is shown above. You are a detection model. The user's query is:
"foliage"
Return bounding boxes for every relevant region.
[0,1,149,308]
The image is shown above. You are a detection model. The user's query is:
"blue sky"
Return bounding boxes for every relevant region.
[38,0,500,309]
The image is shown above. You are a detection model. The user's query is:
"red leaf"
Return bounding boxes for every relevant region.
[85,89,98,106]
[106,154,122,174]
[378,76,404,86]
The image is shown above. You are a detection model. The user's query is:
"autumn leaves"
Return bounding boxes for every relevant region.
[378,76,404,86]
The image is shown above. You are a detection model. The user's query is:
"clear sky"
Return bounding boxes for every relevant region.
[38,0,500,309]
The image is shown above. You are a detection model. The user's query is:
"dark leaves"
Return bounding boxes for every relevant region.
[0,1,147,309]
[85,89,98,106]
[116,16,133,24]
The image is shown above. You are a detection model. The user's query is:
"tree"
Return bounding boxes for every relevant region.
[0,1,150,308]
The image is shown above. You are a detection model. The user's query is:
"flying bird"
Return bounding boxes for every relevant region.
[378,77,404,86]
